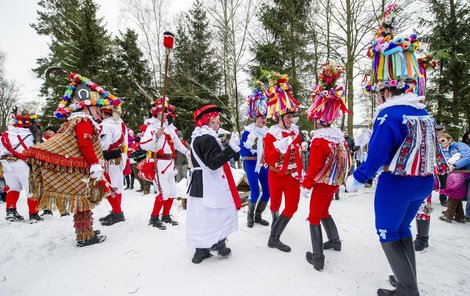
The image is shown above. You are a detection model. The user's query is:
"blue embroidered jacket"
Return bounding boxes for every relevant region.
[354,105,432,183]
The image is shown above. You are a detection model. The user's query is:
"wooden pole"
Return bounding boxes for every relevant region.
[160,48,170,128]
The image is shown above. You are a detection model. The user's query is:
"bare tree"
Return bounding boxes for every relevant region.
[202,0,259,133]
[0,79,20,132]
[124,0,170,89]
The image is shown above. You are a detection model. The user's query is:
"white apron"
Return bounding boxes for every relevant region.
[185,136,238,248]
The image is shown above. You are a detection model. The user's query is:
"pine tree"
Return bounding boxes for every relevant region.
[168,0,224,137]
[32,0,111,124]
[251,0,312,98]
[420,0,470,136]
[107,29,153,131]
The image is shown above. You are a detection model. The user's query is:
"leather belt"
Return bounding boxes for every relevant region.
[156,154,174,160]
[269,166,296,175]
[244,156,257,160]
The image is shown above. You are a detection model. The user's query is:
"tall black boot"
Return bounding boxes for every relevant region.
[414,219,430,251]
[321,216,341,251]
[124,175,130,190]
[247,201,255,228]
[306,224,325,271]
[268,214,291,252]
[377,241,420,296]
[130,174,135,189]
[254,200,269,226]
[271,211,279,230]
[390,236,418,288]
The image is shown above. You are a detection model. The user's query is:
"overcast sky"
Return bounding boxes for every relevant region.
[0,0,191,105]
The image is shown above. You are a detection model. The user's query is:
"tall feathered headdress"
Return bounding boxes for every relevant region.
[241,81,268,119]
[306,62,350,125]
[266,73,300,119]
[364,4,420,94]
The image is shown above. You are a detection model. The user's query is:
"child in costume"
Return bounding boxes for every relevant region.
[139,98,189,229]
[346,5,448,295]
[25,72,117,247]
[264,73,302,253]
[1,111,42,222]
[302,62,351,271]
[186,103,241,264]
[98,106,128,226]
[240,81,270,228]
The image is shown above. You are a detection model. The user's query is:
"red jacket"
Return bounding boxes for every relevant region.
[264,125,302,177]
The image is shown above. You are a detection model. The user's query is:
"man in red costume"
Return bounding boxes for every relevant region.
[1,111,42,222]
[264,73,302,252]
[302,62,351,271]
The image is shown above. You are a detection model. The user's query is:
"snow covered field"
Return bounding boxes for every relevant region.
[1,184,469,296]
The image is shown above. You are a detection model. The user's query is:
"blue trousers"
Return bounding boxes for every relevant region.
[244,160,270,203]
[375,172,433,242]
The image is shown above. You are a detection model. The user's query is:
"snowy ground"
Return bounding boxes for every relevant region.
[0,183,469,296]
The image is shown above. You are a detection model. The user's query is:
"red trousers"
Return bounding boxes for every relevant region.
[151,195,174,217]
[268,172,300,218]
[308,183,339,225]
[6,191,39,214]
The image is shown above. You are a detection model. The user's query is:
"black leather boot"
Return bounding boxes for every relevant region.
[192,248,212,264]
[321,216,341,251]
[101,212,125,226]
[76,234,107,247]
[271,211,279,230]
[247,201,255,228]
[161,215,179,226]
[124,176,130,190]
[388,237,417,289]
[212,238,231,257]
[254,200,269,226]
[41,210,53,216]
[414,219,430,251]
[377,240,420,296]
[148,215,166,230]
[99,211,113,222]
[5,208,24,222]
[268,214,291,252]
[306,224,325,271]
[130,175,135,189]
[29,213,44,223]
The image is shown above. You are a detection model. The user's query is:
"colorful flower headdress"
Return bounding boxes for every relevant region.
[364,4,420,94]
[12,112,40,128]
[241,81,269,119]
[55,73,122,119]
[266,73,300,119]
[306,62,351,125]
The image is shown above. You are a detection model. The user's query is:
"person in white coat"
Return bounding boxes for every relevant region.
[186,103,241,264]
[98,106,128,226]
[139,98,189,229]
[0,111,42,222]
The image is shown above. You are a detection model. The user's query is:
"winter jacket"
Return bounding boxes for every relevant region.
[441,172,470,200]
[442,142,470,171]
